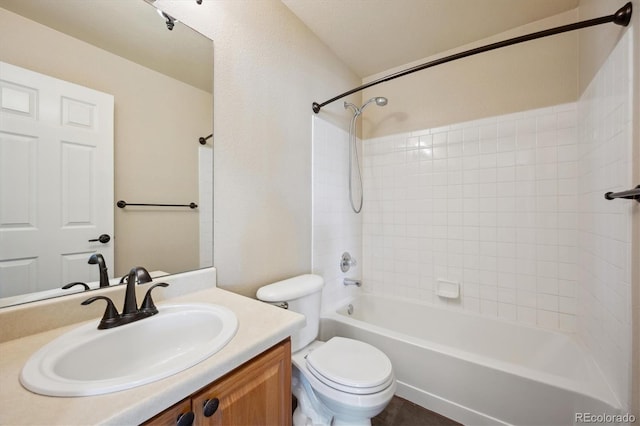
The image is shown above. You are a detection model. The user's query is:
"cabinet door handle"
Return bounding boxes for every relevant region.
[203,398,220,417]
[176,411,195,426]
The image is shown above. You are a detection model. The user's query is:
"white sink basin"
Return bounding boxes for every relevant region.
[20,303,238,396]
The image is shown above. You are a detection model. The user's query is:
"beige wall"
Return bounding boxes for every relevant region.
[361,10,579,139]
[358,2,637,140]
[577,0,633,93]
[156,0,360,296]
[0,8,211,277]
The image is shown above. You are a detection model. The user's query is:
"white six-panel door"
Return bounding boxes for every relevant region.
[0,61,114,298]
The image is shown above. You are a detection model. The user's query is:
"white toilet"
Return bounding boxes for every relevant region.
[257,274,396,426]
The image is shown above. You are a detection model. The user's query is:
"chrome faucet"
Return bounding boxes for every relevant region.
[88,253,110,288]
[343,278,362,287]
[82,267,168,329]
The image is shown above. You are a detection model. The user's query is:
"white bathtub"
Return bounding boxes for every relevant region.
[319,294,621,426]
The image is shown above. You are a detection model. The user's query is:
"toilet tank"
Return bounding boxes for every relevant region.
[256,274,324,352]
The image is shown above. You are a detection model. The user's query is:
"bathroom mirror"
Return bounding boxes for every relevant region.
[0,0,213,307]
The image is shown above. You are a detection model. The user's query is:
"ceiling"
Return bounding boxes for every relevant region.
[2,0,580,89]
[282,0,580,78]
[0,0,212,92]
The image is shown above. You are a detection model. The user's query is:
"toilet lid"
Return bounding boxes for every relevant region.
[306,337,393,394]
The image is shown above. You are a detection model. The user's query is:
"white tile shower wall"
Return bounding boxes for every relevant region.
[362,103,580,332]
[577,29,633,411]
[312,116,363,311]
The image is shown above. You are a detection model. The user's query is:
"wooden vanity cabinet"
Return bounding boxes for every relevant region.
[143,339,291,426]
[144,398,193,426]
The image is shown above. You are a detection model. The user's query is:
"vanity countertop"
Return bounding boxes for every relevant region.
[0,286,304,425]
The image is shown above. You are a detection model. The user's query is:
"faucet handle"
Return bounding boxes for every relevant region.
[118,266,153,284]
[140,283,169,315]
[135,267,153,284]
[340,252,357,272]
[81,296,120,329]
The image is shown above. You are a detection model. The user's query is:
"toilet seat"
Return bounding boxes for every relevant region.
[305,337,393,395]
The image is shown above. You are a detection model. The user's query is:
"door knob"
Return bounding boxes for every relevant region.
[88,234,111,244]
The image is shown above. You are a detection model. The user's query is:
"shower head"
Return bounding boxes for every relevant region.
[374,97,388,106]
[346,96,388,116]
[361,96,388,111]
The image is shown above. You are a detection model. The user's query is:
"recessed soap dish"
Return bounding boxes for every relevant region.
[436,279,460,299]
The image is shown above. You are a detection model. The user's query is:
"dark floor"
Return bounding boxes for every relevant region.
[372,396,461,426]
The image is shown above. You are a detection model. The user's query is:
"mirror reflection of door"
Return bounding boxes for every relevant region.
[0,61,114,298]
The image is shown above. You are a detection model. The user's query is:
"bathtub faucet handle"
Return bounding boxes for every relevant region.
[343,278,361,287]
[340,252,357,272]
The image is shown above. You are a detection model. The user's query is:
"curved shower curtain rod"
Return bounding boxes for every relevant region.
[312,2,632,114]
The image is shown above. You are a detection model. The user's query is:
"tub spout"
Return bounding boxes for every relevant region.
[343,278,361,287]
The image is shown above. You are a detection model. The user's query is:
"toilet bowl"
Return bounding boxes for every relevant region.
[257,275,395,426]
[293,339,396,425]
